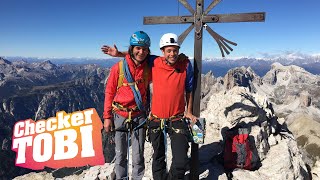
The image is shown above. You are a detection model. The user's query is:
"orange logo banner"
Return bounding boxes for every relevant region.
[11,108,105,170]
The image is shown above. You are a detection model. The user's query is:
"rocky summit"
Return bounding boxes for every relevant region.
[1,58,320,179]
[13,86,311,180]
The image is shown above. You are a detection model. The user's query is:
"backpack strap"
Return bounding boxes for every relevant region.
[117,59,150,90]
[117,60,125,89]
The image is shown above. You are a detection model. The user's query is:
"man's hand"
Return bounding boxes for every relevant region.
[177,53,188,62]
[101,44,119,57]
[184,112,197,123]
[104,119,114,133]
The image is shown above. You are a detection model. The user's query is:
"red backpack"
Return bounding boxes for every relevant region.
[223,127,256,170]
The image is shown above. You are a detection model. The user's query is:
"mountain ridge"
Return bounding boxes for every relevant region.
[3,53,320,77]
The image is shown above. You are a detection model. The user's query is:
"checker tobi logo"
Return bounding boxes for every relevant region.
[11,108,105,170]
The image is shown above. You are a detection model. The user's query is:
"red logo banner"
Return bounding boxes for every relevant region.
[11,108,105,170]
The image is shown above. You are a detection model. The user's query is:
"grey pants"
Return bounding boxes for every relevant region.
[114,113,146,180]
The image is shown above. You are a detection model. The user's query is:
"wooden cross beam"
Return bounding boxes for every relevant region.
[144,0,265,57]
[143,1,265,179]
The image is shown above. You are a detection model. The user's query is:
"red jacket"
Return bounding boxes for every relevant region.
[151,57,192,118]
[103,54,151,120]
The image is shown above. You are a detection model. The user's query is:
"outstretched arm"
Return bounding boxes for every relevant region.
[101,44,128,57]
[101,44,188,61]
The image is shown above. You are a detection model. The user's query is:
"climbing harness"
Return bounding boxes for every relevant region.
[147,113,186,172]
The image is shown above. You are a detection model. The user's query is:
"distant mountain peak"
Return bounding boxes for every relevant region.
[42,60,54,64]
[0,57,12,65]
[32,60,57,70]
[271,62,308,73]
[271,62,284,68]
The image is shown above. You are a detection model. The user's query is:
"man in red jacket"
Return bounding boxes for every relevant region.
[148,33,196,180]
[102,33,197,180]
[103,31,155,180]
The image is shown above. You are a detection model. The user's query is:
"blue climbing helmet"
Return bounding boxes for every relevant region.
[129,31,151,47]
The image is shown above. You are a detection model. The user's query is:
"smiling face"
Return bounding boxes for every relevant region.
[161,45,180,65]
[131,46,149,64]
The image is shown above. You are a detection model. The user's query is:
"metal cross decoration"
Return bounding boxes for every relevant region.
[144,0,265,179]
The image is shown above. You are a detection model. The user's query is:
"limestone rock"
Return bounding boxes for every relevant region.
[300,91,312,107]
[312,161,320,180]
[223,66,260,92]
[13,172,54,180]
[201,86,309,179]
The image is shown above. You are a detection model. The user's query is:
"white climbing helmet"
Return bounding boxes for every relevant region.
[159,33,180,49]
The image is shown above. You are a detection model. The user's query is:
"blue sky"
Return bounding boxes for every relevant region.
[0,0,319,59]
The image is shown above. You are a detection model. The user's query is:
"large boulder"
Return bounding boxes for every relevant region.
[200,86,309,179]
